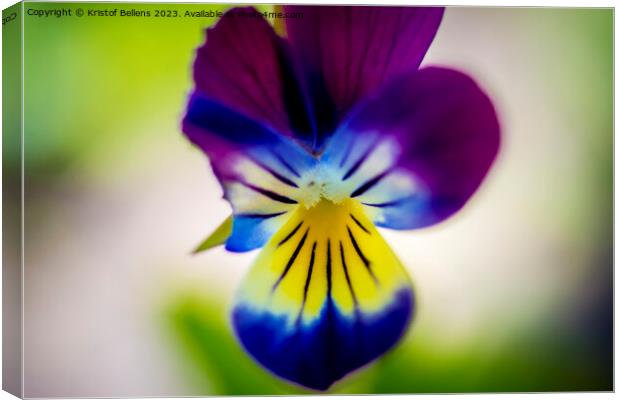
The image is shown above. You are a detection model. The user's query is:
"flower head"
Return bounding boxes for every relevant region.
[183,5,500,391]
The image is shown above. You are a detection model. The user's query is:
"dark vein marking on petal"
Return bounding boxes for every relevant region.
[240,181,297,204]
[379,12,404,84]
[343,10,354,110]
[350,214,371,234]
[350,169,392,198]
[272,150,301,178]
[362,197,410,208]
[339,241,358,307]
[325,240,336,379]
[277,221,303,247]
[272,228,309,292]
[202,51,275,124]
[326,239,332,297]
[236,211,287,219]
[248,156,299,188]
[342,141,375,181]
[348,9,381,109]
[297,241,317,324]
[276,43,317,144]
[347,226,379,285]
[223,25,282,119]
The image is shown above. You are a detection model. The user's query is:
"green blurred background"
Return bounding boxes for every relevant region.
[11,3,612,397]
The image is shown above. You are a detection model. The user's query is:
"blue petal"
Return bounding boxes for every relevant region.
[233,289,413,390]
[362,196,434,230]
[225,212,291,252]
[184,95,319,252]
[184,95,285,148]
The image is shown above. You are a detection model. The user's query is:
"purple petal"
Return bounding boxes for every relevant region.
[324,67,500,229]
[183,94,312,179]
[193,7,315,144]
[283,6,444,123]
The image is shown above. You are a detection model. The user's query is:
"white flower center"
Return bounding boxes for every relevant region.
[297,164,350,209]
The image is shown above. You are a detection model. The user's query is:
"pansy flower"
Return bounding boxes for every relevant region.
[182,5,500,391]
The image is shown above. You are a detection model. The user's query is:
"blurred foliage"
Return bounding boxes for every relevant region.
[22,3,272,184]
[164,293,611,395]
[166,295,302,395]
